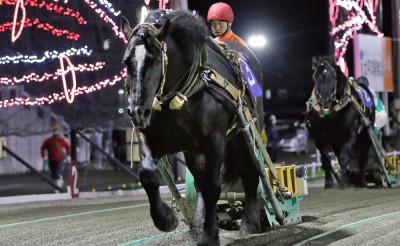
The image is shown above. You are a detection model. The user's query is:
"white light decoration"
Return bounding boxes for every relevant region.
[248,35,267,48]
[98,0,121,16]
[11,0,26,42]
[0,46,92,65]
[59,54,77,103]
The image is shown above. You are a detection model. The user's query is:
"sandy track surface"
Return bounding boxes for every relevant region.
[1,187,400,245]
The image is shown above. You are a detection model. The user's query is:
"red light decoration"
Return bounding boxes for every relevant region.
[4,18,80,40]
[142,0,169,10]
[329,0,382,74]
[3,0,87,25]
[11,0,25,42]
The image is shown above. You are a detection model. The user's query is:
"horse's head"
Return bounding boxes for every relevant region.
[312,56,339,117]
[121,12,170,128]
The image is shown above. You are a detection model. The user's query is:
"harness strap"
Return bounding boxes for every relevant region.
[209,68,240,100]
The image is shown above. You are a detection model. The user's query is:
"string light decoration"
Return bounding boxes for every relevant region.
[4,18,81,41]
[0,0,128,108]
[3,0,87,25]
[98,0,121,16]
[0,69,126,108]
[329,0,382,74]
[0,46,92,65]
[0,62,106,85]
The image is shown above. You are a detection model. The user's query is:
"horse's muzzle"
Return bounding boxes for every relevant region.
[127,106,152,128]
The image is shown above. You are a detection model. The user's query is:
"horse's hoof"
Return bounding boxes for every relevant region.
[151,202,179,232]
[324,182,334,189]
[198,234,220,246]
[239,218,260,236]
[338,181,351,189]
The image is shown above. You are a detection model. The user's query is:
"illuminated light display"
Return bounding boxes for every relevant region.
[0,0,131,108]
[11,0,25,42]
[3,0,87,25]
[0,46,92,65]
[0,69,126,108]
[59,54,77,103]
[142,0,169,10]
[84,0,125,40]
[0,62,106,85]
[3,18,81,40]
[98,0,120,16]
[329,0,382,74]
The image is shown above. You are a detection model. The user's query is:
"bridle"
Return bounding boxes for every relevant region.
[313,60,338,104]
[124,23,169,111]
[312,60,339,116]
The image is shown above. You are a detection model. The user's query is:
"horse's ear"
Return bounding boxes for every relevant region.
[157,18,170,41]
[121,16,132,40]
[312,56,318,71]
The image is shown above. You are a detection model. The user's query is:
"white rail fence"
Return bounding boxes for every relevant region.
[304,150,400,179]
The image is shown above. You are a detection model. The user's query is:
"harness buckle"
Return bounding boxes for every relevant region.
[201,70,211,83]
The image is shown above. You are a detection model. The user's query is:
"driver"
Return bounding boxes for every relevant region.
[207,2,248,47]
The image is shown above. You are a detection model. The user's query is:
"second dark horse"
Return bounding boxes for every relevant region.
[306,56,375,189]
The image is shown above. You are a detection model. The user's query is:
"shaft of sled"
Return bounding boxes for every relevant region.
[157,156,192,223]
[366,127,392,187]
[235,104,285,225]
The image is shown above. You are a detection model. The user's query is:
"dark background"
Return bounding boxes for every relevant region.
[0,0,395,129]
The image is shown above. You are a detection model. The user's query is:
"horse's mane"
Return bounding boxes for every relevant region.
[332,62,348,87]
[148,10,209,48]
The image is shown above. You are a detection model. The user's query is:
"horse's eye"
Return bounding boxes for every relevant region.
[154,59,161,65]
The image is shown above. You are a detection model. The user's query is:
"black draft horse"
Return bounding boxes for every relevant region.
[306,56,375,189]
[121,10,264,245]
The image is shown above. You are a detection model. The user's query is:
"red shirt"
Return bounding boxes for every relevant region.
[40,135,71,161]
[216,30,248,47]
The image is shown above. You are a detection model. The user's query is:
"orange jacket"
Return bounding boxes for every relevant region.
[216,30,248,47]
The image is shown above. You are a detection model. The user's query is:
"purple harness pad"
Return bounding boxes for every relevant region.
[355,86,374,109]
[238,55,263,97]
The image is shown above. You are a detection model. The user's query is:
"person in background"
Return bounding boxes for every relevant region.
[356,76,389,133]
[266,114,280,163]
[207,2,248,47]
[40,123,71,192]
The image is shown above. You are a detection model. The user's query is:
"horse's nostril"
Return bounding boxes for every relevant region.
[143,108,151,118]
[127,108,132,117]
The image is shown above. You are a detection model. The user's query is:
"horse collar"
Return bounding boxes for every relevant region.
[309,83,351,117]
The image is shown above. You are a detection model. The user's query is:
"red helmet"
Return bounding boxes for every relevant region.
[207,2,234,23]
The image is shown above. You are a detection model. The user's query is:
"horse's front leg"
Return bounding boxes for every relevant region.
[138,133,178,232]
[337,130,357,189]
[316,143,335,189]
[198,138,224,246]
